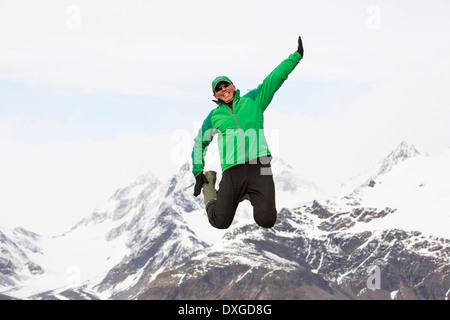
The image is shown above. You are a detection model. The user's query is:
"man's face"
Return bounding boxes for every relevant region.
[214,82,236,104]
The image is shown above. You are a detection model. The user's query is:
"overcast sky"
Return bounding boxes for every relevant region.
[1,0,449,235]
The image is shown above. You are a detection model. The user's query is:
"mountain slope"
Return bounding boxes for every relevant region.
[140,205,450,300]
[271,157,324,207]
[0,157,321,299]
[139,210,348,300]
[0,227,44,288]
[73,166,209,300]
[1,169,207,300]
[337,143,450,238]
[2,143,449,300]
[139,143,450,300]
[337,141,422,199]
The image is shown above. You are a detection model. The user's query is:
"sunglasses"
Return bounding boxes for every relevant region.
[215,82,231,93]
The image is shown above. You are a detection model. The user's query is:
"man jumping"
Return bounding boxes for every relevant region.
[192,36,304,229]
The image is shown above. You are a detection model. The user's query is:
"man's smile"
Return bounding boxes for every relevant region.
[214,82,236,104]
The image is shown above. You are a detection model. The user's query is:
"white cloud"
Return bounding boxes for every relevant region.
[4,0,440,96]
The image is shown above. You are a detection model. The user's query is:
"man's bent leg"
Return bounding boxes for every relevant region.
[248,161,277,228]
[203,171,217,207]
[206,199,235,229]
[205,166,246,229]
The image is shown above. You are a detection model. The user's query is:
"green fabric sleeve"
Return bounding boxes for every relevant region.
[191,110,216,177]
[245,52,302,111]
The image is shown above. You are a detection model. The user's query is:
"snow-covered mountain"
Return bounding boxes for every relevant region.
[0,156,322,300]
[272,157,324,207]
[337,141,422,198]
[0,227,43,288]
[139,142,450,300]
[0,168,207,299]
[139,207,449,300]
[335,142,450,238]
[1,142,449,300]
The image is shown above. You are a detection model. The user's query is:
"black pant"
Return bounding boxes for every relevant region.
[206,157,277,229]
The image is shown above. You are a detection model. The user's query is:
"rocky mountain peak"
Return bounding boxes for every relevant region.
[377,141,421,176]
[338,142,423,198]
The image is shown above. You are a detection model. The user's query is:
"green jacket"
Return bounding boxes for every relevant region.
[192,51,302,177]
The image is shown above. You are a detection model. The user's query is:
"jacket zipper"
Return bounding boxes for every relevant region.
[227,105,250,162]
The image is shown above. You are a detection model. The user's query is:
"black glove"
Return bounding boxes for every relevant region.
[297,36,304,58]
[193,173,208,197]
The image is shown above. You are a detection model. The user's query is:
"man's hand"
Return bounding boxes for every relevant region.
[193,173,208,197]
[297,36,304,58]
